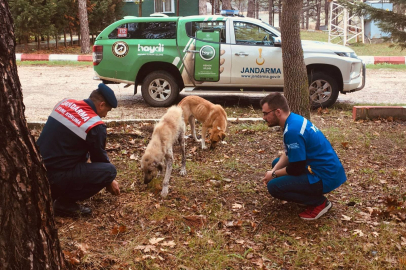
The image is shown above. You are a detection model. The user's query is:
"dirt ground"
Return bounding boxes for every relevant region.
[18,65,406,122]
[28,113,406,269]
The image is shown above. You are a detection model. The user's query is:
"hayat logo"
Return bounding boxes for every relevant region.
[138,44,164,53]
[199,45,216,61]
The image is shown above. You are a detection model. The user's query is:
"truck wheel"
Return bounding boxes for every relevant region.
[308,72,339,108]
[141,71,179,107]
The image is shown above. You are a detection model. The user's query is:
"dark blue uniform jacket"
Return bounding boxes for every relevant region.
[37,99,109,171]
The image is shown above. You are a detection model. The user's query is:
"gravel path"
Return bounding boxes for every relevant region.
[18,65,406,122]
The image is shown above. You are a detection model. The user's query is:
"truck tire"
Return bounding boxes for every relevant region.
[308,72,339,109]
[141,71,179,107]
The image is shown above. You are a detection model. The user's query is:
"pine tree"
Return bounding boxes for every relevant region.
[342,0,406,49]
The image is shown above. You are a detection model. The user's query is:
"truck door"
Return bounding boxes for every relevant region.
[230,21,283,86]
[179,19,231,86]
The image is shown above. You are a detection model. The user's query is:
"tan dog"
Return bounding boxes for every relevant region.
[178,96,227,149]
[140,106,186,198]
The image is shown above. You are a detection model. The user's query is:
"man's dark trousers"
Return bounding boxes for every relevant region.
[267,158,326,206]
[47,162,117,202]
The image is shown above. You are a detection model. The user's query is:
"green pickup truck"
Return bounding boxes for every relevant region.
[93,15,365,108]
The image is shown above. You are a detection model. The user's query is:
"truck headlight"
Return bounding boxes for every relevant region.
[335,52,358,59]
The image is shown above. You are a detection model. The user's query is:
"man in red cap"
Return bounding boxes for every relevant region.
[37,83,120,217]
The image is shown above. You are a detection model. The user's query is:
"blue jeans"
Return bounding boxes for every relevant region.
[267,158,326,206]
[47,162,117,202]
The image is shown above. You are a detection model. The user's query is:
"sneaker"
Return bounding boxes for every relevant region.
[299,199,332,220]
[53,198,92,217]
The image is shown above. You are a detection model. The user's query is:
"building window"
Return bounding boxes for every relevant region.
[154,0,174,13]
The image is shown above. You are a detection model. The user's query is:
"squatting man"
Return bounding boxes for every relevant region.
[260,93,347,220]
[37,83,120,217]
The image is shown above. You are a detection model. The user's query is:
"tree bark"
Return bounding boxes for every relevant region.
[280,0,310,118]
[222,0,231,10]
[0,1,67,269]
[199,0,207,15]
[316,1,321,30]
[269,0,273,25]
[247,0,255,18]
[78,0,91,54]
[324,0,329,27]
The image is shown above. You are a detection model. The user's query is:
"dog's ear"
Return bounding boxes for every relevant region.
[153,160,164,171]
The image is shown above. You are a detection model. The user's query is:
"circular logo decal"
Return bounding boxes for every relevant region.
[112,41,129,58]
[199,45,216,61]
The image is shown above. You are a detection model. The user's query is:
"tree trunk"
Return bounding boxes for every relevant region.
[64,30,67,47]
[269,0,273,25]
[247,0,255,18]
[324,0,329,27]
[78,0,91,54]
[199,0,207,15]
[37,35,40,50]
[305,9,309,29]
[0,1,67,269]
[256,0,259,19]
[222,0,231,10]
[70,29,73,46]
[47,34,50,50]
[280,0,310,118]
[316,1,321,30]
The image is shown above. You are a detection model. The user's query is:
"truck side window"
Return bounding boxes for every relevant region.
[233,22,274,46]
[108,22,177,39]
[185,21,226,43]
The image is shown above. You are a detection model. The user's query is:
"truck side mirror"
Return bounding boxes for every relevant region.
[272,37,281,47]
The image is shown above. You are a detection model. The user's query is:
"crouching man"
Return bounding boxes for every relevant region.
[260,93,346,220]
[37,83,120,217]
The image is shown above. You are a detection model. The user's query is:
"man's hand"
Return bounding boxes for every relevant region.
[261,170,274,186]
[106,180,120,196]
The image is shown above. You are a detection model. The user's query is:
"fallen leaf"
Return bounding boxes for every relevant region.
[149,237,165,245]
[225,220,243,227]
[232,203,243,209]
[183,215,206,228]
[135,245,156,253]
[118,225,127,233]
[372,232,379,238]
[161,240,176,248]
[353,229,364,237]
[130,154,137,160]
[341,215,352,221]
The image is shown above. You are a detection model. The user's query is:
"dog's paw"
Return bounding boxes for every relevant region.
[180,168,187,176]
[201,145,208,150]
[160,188,168,198]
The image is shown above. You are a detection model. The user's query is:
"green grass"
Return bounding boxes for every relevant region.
[366,63,406,70]
[16,60,92,66]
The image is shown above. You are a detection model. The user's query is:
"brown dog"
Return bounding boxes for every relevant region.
[140,106,186,198]
[178,96,227,149]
